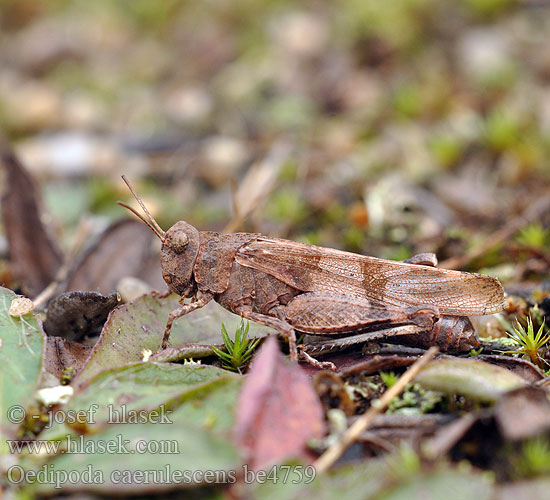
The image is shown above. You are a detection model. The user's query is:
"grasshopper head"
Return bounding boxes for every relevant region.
[160,221,200,296]
[118,176,199,296]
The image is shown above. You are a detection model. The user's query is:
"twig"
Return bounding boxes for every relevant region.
[313,346,439,474]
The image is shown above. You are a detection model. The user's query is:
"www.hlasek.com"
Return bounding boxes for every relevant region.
[8,433,180,455]
[7,464,317,489]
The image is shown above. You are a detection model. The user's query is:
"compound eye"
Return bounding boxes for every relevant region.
[172,230,189,253]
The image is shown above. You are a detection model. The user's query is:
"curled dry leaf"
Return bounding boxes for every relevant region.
[0,145,63,297]
[43,290,121,341]
[64,219,165,295]
[477,354,545,384]
[234,336,326,470]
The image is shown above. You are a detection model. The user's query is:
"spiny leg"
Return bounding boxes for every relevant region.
[161,293,213,349]
[298,348,337,371]
[233,307,298,361]
[284,292,438,369]
[284,292,438,335]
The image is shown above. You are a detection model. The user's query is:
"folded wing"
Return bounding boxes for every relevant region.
[235,238,505,316]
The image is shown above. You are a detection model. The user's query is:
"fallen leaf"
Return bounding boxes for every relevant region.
[234,336,326,470]
[0,286,45,437]
[66,362,238,429]
[496,478,550,500]
[43,336,92,379]
[64,219,164,294]
[74,293,269,387]
[495,386,550,440]
[33,421,241,495]
[247,454,493,500]
[0,145,63,296]
[477,354,545,383]
[372,468,493,500]
[34,363,243,495]
[414,358,527,403]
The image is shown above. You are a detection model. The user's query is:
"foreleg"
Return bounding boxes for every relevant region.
[161,292,213,349]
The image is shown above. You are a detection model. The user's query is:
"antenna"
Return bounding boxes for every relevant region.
[118,175,165,239]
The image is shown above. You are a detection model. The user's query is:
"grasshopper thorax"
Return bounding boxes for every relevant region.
[160,221,200,296]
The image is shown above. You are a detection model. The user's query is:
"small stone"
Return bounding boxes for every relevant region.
[36,385,74,406]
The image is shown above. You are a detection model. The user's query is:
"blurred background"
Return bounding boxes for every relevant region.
[1,0,550,296]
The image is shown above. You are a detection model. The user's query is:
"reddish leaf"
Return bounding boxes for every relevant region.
[234,336,326,470]
[0,145,63,296]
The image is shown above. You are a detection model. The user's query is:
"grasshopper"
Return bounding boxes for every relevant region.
[118,176,505,367]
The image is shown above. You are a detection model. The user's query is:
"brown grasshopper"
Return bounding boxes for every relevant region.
[118,176,505,367]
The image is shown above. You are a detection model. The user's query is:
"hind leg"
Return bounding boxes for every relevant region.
[284,292,438,336]
[233,307,299,361]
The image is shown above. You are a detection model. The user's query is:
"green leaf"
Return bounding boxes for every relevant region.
[74,294,269,386]
[379,469,493,500]
[31,421,241,495]
[0,287,45,442]
[64,363,238,430]
[248,458,493,500]
[25,363,243,495]
[415,359,526,403]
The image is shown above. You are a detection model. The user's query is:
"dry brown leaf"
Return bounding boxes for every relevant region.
[234,336,326,470]
[477,354,545,384]
[495,386,550,441]
[43,336,92,380]
[0,145,63,296]
[64,219,165,294]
